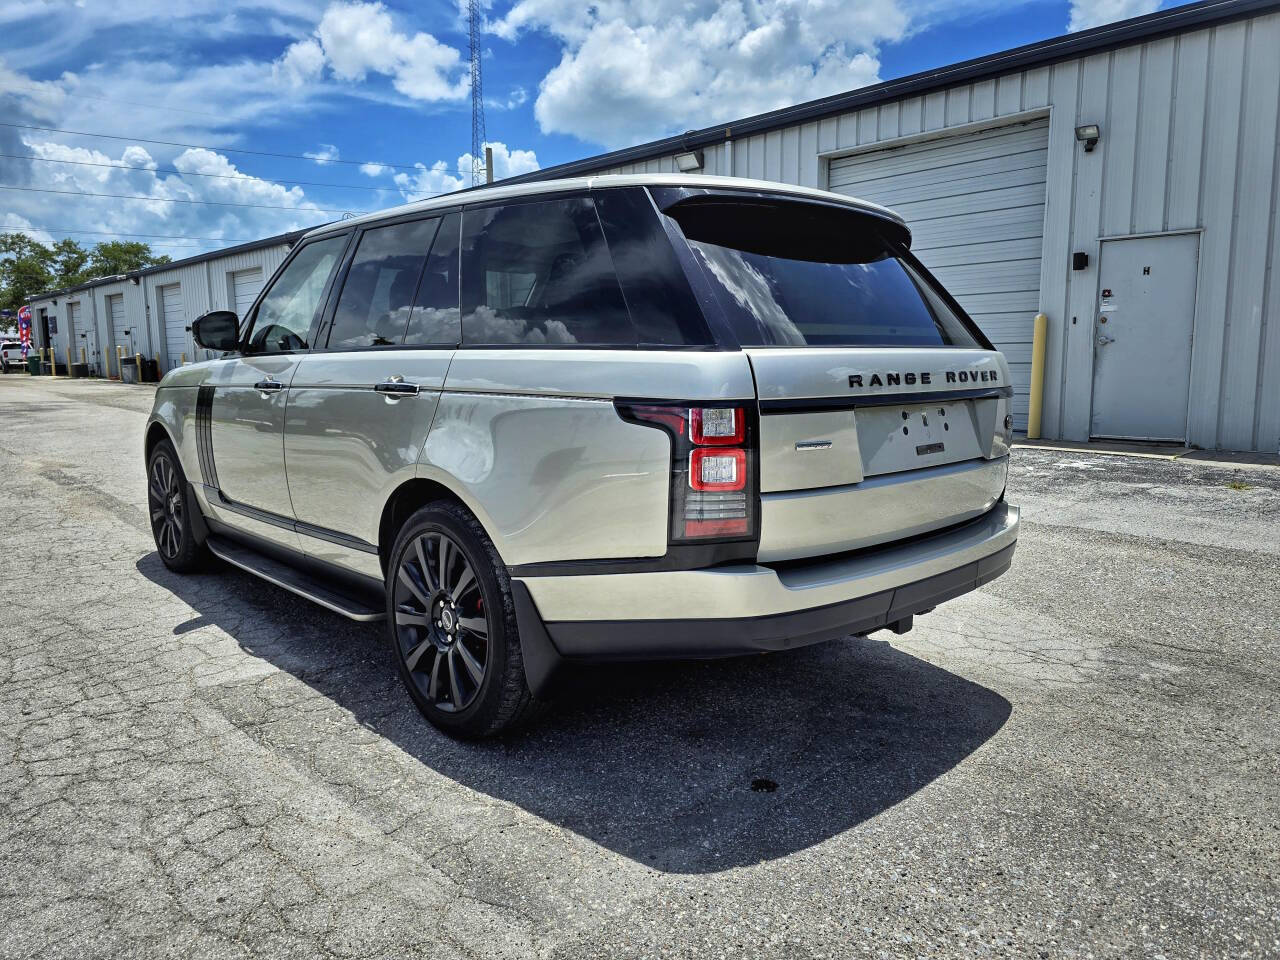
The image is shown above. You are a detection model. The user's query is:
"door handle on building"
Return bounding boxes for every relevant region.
[374,376,420,399]
[1096,334,1115,346]
[254,378,284,397]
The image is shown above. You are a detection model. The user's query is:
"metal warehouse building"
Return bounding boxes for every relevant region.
[27,230,304,377]
[509,0,1280,453]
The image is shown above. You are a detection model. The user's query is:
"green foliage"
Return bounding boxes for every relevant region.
[0,233,171,313]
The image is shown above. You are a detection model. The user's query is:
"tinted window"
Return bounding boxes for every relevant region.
[668,199,982,348]
[460,197,633,346]
[328,218,438,349]
[593,189,713,346]
[404,212,461,346]
[248,234,347,353]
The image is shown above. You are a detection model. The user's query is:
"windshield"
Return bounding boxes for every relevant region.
[666,197,984,349]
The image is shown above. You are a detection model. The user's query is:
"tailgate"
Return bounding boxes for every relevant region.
[748,347,1013,562]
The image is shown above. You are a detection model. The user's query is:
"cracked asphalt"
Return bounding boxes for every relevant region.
[1,374,1277,959]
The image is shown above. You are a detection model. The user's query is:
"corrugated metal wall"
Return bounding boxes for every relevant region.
[596,11,1280,452]
[26,242,291,373]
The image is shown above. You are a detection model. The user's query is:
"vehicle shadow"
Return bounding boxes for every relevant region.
[139,551,1011,874]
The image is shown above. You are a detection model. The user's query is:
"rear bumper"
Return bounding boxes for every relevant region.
[516,501,1018,660]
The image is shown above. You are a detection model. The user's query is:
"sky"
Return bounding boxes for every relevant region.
[0,0,1163,262]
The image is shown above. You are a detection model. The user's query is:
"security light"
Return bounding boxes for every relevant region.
[674,150,704,173]
[1075,123,1100,152]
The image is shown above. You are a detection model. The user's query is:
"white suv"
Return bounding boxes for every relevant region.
[144,175,1019,737]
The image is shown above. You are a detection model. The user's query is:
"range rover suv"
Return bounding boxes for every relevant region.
[144,174,1018,737]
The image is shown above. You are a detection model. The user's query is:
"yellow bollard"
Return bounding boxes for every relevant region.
[50,346,58,378]
[116,346,124,380]
[154,352,161,377]
[180,352,187,365]
[134,352,143,385]
[80,345,87,366]
[66,343,74,376]
[1027,312,1048,441]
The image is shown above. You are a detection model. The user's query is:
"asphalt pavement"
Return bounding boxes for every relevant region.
[0,374,1276,959]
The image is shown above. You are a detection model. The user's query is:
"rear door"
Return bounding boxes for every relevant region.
[659,191,1012,562]
[285,213,459,576]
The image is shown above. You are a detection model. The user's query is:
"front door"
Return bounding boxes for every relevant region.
[1090,234,1198,441]
[205,232,350,550]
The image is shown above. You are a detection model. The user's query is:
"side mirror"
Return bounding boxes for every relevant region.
[191,311,239,352]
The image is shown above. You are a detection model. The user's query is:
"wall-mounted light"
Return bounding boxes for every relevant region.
[674,149,704,173]
[51,298,57,305]
[1075,123,1100,153]
[129,276,140,285]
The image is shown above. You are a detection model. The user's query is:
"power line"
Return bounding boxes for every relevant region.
[0,223,288,242]
[0,183,361,214]
[6,81,233,121]
[0,121,425,172]
[0,152,397,192]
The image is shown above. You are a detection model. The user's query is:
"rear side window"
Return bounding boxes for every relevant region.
[459,196,633,346]
[328,218,439,349]
[666,197,982,349]
[404,212,461,346]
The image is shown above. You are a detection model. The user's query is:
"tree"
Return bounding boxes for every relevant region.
[88,240,171,278]
[0,234,171,313]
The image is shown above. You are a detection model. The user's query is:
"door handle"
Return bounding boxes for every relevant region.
[374,376,420,398]
[254,378,284,397]
[1096,335,1115,346]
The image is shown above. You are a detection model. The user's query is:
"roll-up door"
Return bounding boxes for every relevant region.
[106,294,128,359]
[158,283,186,370]
[67,301,81,365]
[827,119,1049,428]
[231,267,263,318]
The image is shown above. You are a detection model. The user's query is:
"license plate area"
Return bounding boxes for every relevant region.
[856,400,983,476]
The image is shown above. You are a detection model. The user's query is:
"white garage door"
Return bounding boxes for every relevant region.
[231,267,263,318]
[828,119,1049,428]
[158,283,186,371]
[106,294,128,360]
[67,301,82,365]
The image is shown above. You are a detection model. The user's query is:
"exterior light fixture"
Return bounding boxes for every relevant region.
[1075,123,1100,152]
[675,150,704,173]
[130,276,140,285]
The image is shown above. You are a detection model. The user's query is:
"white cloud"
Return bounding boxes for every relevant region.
[304,143,340,164]
[360,162,389,177]
[275,1,469,101]
[492,0,906,147]
[1068,0,1160,32]
[393,141,540,201]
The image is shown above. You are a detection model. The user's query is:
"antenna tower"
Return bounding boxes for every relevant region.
[469,0,486,186]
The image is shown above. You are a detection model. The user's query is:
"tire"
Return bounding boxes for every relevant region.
[386,501,541,738]
[146,438,208,573]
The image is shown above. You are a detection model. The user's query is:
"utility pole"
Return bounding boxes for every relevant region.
[469,0,487,187]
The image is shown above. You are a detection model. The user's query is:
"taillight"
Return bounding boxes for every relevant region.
[617,402,758,544]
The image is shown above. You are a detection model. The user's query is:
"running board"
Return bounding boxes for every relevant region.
[206,535,386,622]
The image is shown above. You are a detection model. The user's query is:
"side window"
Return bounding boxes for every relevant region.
[247,235,347,353]
[459,197,634,346]
[327,218,439,349]
[404,212,461,346]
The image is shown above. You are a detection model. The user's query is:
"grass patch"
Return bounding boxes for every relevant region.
[1226,480,1253,491]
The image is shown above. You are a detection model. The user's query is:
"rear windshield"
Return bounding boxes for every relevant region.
[666,197,983,349]
[2,343,19,350]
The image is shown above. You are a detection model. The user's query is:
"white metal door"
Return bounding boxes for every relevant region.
[231,267,263,318]
[1090,234,1199,441]
[106,294,128,360]
[828,119,1050,429]
[158,283,186,370]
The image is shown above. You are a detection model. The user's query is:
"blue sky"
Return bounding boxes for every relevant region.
[0,0,1161,258]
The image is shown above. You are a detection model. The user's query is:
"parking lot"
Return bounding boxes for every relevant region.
[0,374,1276,959]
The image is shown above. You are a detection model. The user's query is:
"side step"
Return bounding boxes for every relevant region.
[206,535,386,622]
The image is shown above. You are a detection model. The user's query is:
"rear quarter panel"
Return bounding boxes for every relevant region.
[422,349,755,566]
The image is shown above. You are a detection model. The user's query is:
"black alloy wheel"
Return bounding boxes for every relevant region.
[386,502,541,738]
[149,452,185,561]
[146,439,207,573]
[393,529,489,713]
